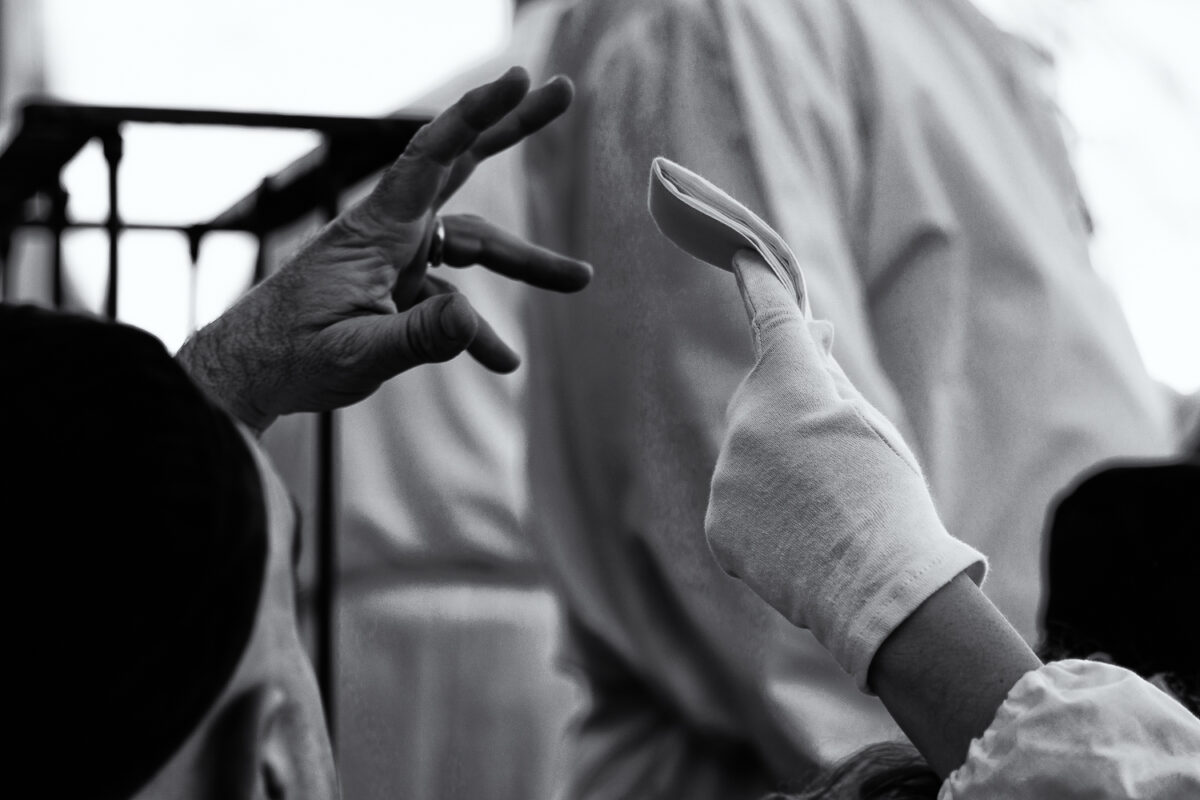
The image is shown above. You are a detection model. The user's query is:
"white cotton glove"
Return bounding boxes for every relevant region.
[705,249,987,690]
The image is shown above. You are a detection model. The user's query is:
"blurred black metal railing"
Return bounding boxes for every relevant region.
[0,99,429,743]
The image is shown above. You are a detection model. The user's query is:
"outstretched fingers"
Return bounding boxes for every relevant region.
[371,67,533,221]
[408,66,532,165]
[436,75,575,205]
[470,75,572,160]
[441,214,592,292]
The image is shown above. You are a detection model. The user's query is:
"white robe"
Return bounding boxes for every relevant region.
[522,0,1179,796]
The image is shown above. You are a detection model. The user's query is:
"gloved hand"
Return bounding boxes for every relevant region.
[705,249,986,689]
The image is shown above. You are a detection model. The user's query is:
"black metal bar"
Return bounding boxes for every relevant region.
[314,138,341,741]
[252,236,269,286]
[0,228,11,301]
[22,99,427,135]
[315,410,336,734]
[49,185,68,309]
[251,179,272,285]
[102,131,123,320]
[18,219,251,234]
[185,227,204,334]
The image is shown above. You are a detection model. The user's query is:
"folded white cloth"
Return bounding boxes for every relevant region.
[705,249,986,688]
[942,659,1200,798]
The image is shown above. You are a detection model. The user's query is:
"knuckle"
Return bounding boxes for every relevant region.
[330,203,376,241]
[327,332,365,374]
[406,124,456,166]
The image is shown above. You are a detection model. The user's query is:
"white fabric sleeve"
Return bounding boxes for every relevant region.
[704,250,986,689]
[941,660,1200,799]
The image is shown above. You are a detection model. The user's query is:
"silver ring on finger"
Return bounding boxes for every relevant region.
[427,216,446,267]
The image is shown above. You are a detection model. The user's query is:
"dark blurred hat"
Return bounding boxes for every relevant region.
[1043,457,1199,687]
[2,304,267,799]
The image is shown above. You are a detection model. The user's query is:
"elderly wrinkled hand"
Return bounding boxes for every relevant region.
[177,66,591,432]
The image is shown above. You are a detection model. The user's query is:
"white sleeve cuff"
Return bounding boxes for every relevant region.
[941,660,1200,799]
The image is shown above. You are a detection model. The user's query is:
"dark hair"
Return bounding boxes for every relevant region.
[768,742,939,800]
[1042,458,1199,713]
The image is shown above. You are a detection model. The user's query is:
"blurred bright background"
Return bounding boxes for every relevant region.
[1,0,1197,392]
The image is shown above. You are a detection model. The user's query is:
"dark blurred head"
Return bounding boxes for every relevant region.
[1041,458,1200,715]
[4,304,337,799]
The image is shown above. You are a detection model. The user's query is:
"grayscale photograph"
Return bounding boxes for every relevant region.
[2,1,1197,798]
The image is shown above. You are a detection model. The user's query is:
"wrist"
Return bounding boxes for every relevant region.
[176,316,275,434]
[869,573,1040,777]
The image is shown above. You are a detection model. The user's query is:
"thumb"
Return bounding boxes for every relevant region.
[731,248,807,357]
[349,294,480,379]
